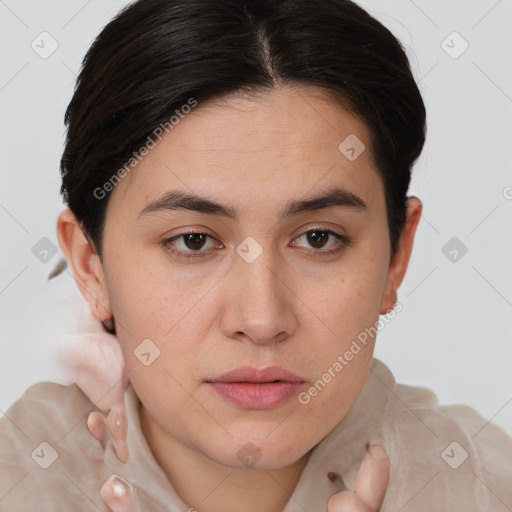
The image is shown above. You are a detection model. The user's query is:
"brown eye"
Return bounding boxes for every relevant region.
[161,232,220,259]
[291,228,350,255]
[305,230,330,249]
[181,233,208,251]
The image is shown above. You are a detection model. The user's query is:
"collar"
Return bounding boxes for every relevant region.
[103,358,394,511]
[282,357,394,511]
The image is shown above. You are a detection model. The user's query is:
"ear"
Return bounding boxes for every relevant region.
[56,208,112,322]
[379,196,422,314]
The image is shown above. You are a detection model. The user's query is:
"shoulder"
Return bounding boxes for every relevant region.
[376,367,512,511]
[318,359,512,511]
[0,382,110,511]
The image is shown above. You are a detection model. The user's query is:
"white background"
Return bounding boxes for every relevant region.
[0,0,511,437]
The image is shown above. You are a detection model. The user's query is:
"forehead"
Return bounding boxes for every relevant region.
[107,85,384,220]
[157,86,373,158]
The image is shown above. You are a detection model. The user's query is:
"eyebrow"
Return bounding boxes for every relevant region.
[137,186,367,221]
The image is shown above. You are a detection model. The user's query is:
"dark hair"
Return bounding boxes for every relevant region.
[60,0,426,259]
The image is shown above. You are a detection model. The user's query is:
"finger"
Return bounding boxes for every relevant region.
[100,474,136,512]
[328,491,370,512]
[87,411,107,444]
[354,444,390,511]
[106,404,129,463]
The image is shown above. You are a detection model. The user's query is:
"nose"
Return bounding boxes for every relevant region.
[219,244,297,347]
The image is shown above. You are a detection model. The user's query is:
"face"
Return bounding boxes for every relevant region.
[91,85,400,470]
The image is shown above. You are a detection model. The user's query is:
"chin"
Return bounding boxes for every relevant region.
[205,434,311,471]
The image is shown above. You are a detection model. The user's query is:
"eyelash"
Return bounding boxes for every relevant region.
[160,227,352,260]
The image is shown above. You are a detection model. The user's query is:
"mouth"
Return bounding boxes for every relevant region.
[205,366,306,410]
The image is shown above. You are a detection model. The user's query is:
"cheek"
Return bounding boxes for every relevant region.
[104,266,213,411]
[310,251,388,353]
[292,341,375,452]
[296,242,388,419]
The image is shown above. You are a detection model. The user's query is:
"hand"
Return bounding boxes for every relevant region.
[46,272,130,463]
[87,399,137,511]
[62,322,135,508]
[44,262,134,508]
[327,444,390,512]
[60,328,130,463]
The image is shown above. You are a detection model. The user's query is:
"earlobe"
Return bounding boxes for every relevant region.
[56,208,112,322]
[379,197,422,315]
[380,286,398,316]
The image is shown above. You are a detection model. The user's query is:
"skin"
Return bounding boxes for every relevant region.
[57,84,422,512]
[95,444,390,512]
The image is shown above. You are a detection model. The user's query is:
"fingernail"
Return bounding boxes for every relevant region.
[109,475,132,499]
[111,410,123,430]
[367,443,388,462]
[113,482,124,498]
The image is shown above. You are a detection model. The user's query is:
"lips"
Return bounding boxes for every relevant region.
[206,366,306,410]
[208,365,306,384]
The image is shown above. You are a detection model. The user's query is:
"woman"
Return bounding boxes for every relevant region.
[1,0,511,511]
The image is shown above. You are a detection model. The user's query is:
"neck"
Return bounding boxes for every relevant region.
[139,405,310,512]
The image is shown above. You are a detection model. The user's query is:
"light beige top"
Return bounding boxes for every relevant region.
[1,357,511,511]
